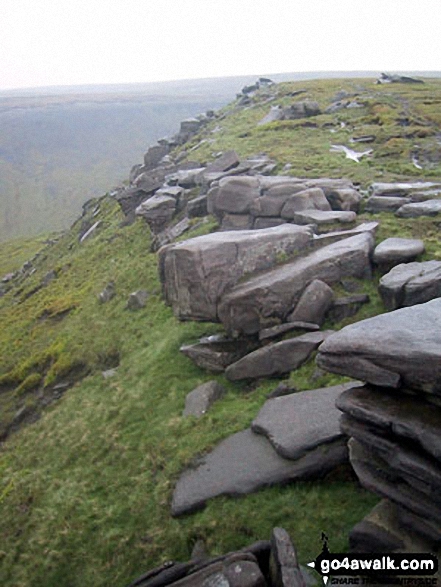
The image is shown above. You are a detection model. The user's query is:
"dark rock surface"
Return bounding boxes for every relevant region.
[171,429,347,516]
[136,194,177,233]
[378,260,441,310]
[218,233,374,336]
[316,298,441,394]
[280,188,331,219]
[251,382,360,460]
[287,280,334,327]
[183,381,226,418]
[225,331,333,381]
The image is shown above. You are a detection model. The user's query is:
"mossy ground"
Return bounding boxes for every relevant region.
[1,77,441,587]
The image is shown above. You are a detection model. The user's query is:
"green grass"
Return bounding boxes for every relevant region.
[1,76,441,587]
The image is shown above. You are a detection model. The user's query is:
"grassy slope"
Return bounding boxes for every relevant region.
[1,77,441,587]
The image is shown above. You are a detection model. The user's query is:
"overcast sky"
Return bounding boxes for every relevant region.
[1,0,440,91]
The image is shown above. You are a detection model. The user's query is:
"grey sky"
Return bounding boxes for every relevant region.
[1,0,440,91]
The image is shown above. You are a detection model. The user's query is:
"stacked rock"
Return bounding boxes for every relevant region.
[126,528,312,587]
[316,298,441,554]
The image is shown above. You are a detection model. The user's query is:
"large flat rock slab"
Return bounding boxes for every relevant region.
[218,233,374,336]
[316,298,441,395]
[171,429,348,516]
[159,224,313,322]
[225,331,333,381]
[251,382,361,460]
[379,260,441,310]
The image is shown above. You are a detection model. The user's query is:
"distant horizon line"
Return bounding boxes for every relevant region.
[2,69,440,96]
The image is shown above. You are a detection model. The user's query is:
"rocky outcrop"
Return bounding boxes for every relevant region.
[127,528,312,587]
[316,298,441,394]
[159,224,314,322]
[208,176,362,231]
[180,335,260,373]
[183,381,226,417]
[218,233,374,336]
[225,331,333,381]
[378,260,441,310]
[317,298,441,552]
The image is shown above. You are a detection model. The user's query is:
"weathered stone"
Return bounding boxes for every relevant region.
[379,260,441,310]
[396,199,441,218]
[259,322,320,342]
[282,101,321,119]
[212,177,261,215]
[287,280,334,326]
[269,528,306,587]
[340,413,441,496]
[290,210,357,226]
[225,331,333,381]
[187,196,208,218]
[127,290,149,310]
[218,233,373,336]
[312,222,378,248]
[324,188,362,212]
[180,337,260,373]
[373,238,425,270]
[183,381,226,418]
[258,107,284,126]
[159,224,314,322]
[378,73,424,84]
[316,298,441,394]
[280,188,331,218]
[365,195,411,213]
[327,294,369,322]
[204,151,240,174]
[135,194,176,233]
[370,181,441,198]
[171,429,348,516]
[143,143,170,170]
[152,218,191,251]
[252,382,359,460]
[98,281,115,303]
[348,438,441,526]
[170,168,206,189]
[337,385,441,461]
